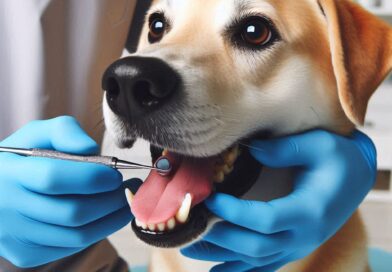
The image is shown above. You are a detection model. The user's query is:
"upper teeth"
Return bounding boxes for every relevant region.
[223,146,240,165]
[213,145,240,183]
[132,194,193,232]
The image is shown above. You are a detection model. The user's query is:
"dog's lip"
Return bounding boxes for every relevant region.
[131,203,210,248]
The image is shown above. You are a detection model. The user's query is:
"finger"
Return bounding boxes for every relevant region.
[351,130,377,170]
[0,116,98,155]
[182,241,240,262]
[204,222,291,258]
[206,193,310,233]
[249,130,343,168]
[0,154,123,195]
[181,241,285,267]
[211,261,253,272]
[13,186,129,227]
[14,207,132,248]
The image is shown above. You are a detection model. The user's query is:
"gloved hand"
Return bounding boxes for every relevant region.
[181,130,377,272]
[0,116,135,268]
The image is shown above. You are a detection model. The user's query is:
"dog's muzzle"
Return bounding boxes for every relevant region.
[102,56,181,122]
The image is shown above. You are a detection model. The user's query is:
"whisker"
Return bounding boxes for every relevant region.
[238,142,265,153]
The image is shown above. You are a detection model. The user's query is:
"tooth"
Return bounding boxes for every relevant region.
[215,164,233,175]
[148,223,156,231]
[176,193,192,223]
[157,223,165,232]
[213,171,225,183]
[223,149,239,165]
[125,189,134,205]
[162,149,169,156]
[136,219,147,229]
[167,217,176,230]
[223,164,234,175]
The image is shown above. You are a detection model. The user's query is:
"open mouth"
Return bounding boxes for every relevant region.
[126,142,263,248]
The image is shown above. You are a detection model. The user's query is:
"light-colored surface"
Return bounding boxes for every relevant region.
[363,81,392,170]
[363,80,392,202]
[361,201,392,253]
[109,201,392,267]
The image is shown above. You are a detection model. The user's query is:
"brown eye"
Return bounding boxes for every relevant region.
[241,18,272,46]
[149,15,166,43]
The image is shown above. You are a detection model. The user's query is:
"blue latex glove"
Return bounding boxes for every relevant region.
[181,130,377,272]
[0,116,137,268]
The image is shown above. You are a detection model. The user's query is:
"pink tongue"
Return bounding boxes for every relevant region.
[131,154,214,224]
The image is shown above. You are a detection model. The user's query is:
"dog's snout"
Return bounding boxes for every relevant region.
[102,57,180,120]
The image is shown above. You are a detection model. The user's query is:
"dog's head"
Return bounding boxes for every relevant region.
[102,0,392,248]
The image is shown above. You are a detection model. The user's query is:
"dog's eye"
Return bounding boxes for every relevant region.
[148,14,167,43]
[241,18,272,47]
[228,16,278,50]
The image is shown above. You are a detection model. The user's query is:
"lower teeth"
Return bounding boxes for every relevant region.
[134,194,192,233]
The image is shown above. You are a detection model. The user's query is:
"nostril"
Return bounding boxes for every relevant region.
[105,77,121,109]
[106,77,120,98]
[133,80,161,108]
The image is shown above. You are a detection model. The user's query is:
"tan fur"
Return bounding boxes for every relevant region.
[271,0,354,134]
[319,0,392,126]
[105,0,392,271]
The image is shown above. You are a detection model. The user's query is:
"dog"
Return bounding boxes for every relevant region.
[102,0,392,271]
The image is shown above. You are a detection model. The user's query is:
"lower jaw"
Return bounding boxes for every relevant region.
[131,203,211,248]
[129,142,263,248]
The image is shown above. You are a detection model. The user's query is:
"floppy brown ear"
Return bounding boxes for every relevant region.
[318,0,392,125]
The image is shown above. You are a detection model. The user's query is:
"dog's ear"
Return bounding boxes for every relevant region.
[318,0,392,125]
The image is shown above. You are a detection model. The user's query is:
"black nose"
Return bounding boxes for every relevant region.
[102,56,180,120]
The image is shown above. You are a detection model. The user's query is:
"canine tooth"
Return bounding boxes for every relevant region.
[176,194,192,223]
[148,223,156,231]
[125,189,134,205]
[213,171,225,183]
[167,218,176,230]
[157,223,166,232]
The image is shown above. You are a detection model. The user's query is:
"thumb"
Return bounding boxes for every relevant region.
[0,116,98,155]
[249,130,337,168]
